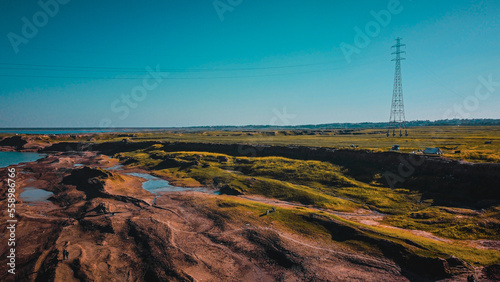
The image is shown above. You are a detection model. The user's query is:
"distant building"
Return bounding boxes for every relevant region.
[423,147,443,155]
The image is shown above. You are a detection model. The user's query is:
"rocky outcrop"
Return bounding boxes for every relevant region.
[61,167,148,208]
[307,215,473,279]
[41,141,158,154]
[0,135,27,149]
[62,166,112,199]
[218,184,243,195]
[217,155,229,163]
[484,264,500,280]
[154,158,198,169]
[79,216,115,234]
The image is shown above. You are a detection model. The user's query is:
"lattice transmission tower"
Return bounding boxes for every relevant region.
[387,37,408,137]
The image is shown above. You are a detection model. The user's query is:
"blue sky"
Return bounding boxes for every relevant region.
[0,0,499,127]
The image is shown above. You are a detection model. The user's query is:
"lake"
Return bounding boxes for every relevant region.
[0,152,46,168]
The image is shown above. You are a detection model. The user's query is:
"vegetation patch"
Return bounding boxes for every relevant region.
[114,147,500,242]
[384,206,500,240]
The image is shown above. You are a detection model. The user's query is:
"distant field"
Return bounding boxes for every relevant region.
[3,126,499,162]
[80,126,500,163]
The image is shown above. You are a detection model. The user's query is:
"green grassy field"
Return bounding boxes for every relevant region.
[33,125,500,163]
[116,145,500,241]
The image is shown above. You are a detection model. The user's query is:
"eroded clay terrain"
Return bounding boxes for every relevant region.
[1,135,499,281]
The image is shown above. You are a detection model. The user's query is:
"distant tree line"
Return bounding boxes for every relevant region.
[2,119,498,133]
[185,119,500,131]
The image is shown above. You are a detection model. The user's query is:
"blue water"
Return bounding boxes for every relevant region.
[0,128,168,134]
[0,129,121,134]
[105,164,123,171]
[20,187,54,202]
[127,172,207,193]
[0,152,46,168]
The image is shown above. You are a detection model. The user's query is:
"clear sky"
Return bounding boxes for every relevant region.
[0,0,499,128]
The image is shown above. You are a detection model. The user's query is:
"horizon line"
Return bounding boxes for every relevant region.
[1,118,499,130]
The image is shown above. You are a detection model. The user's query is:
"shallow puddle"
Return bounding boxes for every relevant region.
[20,187,54,202]
[127,172,209,193]
[0,152,46,168]
[106,164,123,171]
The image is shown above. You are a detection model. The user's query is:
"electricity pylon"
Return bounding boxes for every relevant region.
[387,37,408,137]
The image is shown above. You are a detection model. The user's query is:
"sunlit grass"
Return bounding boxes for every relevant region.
[113,142,499,243]
[384,206,500,240]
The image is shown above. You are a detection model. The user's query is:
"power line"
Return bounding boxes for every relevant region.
[0,61,341,73]
[0,44,158,56]
[0,53,388,73]
[406,53,468,99]
[0,67,346,80]
[0,59,385,80]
